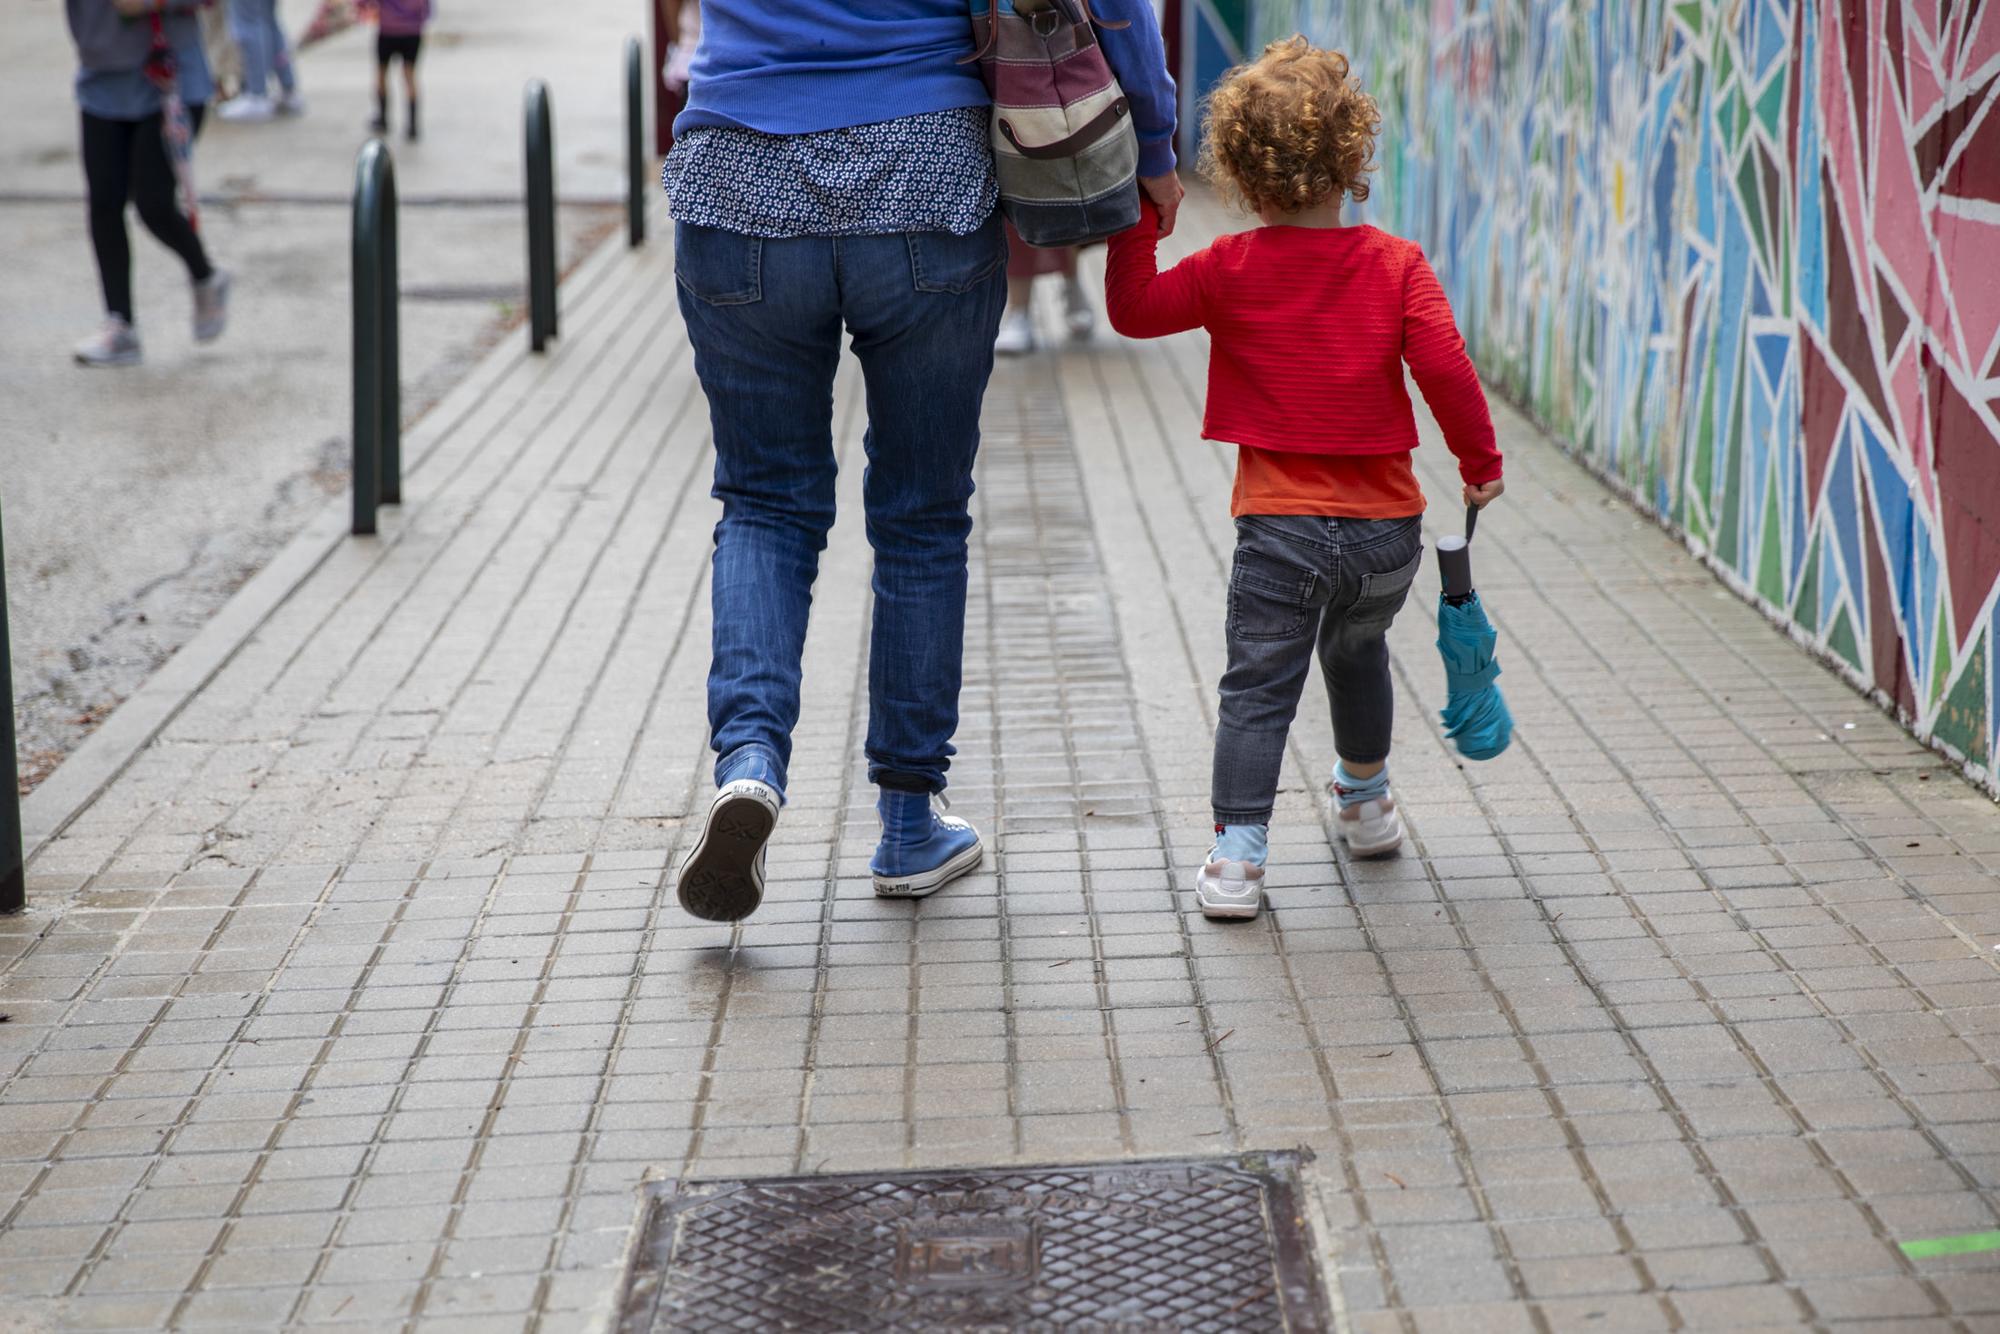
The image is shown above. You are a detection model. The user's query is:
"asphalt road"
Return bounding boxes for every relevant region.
[2,0,647,790]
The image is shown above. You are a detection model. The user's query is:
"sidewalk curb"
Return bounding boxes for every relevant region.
[18,210,650,868]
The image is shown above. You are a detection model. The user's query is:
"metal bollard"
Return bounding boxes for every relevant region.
[351,138,402,536]
[625,37,646,249]
[525,80,559,352]
[1,502,22,915]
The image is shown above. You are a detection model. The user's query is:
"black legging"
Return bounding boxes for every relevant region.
[80,105,213,322]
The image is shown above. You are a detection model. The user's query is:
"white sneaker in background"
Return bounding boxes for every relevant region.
[217,94,277,123]
[1063,278,1096,340]
[1335,792,1404,858]
[275,89,307,116]
[994,308,1035,356]
[192,268,232,343]
[74,316,141,368]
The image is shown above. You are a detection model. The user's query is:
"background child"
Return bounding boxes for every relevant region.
[1106,37,1505,922]
[363,0,429,140]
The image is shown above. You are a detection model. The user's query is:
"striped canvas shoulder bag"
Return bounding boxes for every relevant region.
[964,0,1143,247]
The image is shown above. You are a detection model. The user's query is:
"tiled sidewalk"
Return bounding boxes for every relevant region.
[3,198,1998,1331]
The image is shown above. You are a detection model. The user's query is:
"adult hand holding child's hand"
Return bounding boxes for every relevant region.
[1464,479,1506,509]
[1140,170,1185,237]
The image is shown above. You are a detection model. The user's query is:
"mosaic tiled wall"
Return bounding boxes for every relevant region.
[1250,1,2000,792]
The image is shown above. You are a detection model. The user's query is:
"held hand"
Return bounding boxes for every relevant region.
[1139,171,1184,238]
[1464,479,1506,509]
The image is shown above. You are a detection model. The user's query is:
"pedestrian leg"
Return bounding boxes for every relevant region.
[79,112,136,321]
[231,0,272,98]
[129,108,213,283]
[674,223,844,794]
[839,216,1007,795]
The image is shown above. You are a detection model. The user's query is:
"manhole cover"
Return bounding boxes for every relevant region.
[618,1153,1330,1332]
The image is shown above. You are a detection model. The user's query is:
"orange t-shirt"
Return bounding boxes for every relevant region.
[1230,446,1427,518]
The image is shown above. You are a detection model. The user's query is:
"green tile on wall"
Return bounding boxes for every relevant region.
[1935,638,1989,766]
[1756,473,1785,605]
[1931,609,1954,709]
[1830,606,1863,672]
[1716,374,1747,569]
[1795,535,1820,634]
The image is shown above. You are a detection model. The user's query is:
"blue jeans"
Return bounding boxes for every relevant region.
[674,214,1008,796]
[230,0,295,98]
[1213,514,1424,825]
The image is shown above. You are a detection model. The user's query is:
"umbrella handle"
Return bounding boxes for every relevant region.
[1466,503,1480,545]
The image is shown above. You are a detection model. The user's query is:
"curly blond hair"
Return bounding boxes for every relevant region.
[1201,38,1382,215]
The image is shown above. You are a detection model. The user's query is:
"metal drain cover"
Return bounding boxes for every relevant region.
[619,1153,1329,1332]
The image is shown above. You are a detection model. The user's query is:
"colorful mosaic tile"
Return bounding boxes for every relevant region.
[1251,0,2000,794]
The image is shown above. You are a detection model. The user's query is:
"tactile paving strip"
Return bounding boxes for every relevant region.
[618,1153,1330,1332]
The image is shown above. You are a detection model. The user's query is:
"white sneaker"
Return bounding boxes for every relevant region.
[1195,855,1264,921]
[677,779,781,922]
[193,268,231,343]
[217,94,277,123]
[275,89,307,116]
[74,316,141,367]
[1335,792,1404,858]
[1062,278,1096,340]
[994,308,1035,356]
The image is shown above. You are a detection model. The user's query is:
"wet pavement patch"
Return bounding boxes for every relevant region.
[618,1153,1330,1332]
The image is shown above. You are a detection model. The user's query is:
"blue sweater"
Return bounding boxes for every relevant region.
[678,0,1179,178]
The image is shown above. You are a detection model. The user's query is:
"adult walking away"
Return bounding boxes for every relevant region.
[67,0,232,368]
[216,0,304,121]
[668,1,1180,922]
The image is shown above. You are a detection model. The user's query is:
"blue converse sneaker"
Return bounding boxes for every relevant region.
[677,778,781,921]
[871,789,982,899]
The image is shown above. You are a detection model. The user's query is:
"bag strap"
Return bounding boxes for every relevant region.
[997,98,1129,158]
[959,6,998,64]
[961,0,1130,65]
[1073,0,1129,30]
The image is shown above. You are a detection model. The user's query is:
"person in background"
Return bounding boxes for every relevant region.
[662,0,698,97]
[362,0,429,139]
[199,1,241,101]
[66,0,232,367]
[993,226,1092,355]
[1106,39,1504,921]
[216,0,303,121]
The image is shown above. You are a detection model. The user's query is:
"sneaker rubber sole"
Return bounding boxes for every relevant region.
[677,792,776,922]
[1195,861,1265,921]
[1338,818,1404,858]
[873,840,983,899]
[1198,894,1263,921]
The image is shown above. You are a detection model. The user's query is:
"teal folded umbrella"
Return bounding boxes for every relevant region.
[1435,506,1513,762]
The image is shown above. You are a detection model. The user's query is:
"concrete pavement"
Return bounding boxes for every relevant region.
[0,192,1997,1330]
[0,0,641,791]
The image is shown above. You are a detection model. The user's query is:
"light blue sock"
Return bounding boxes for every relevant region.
[1333,761,1390,809]
[1212,823,1268,867]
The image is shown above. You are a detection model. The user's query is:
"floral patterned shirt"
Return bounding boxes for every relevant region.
[663,106,997,239]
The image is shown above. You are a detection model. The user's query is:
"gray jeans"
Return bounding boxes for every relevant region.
[1213,514,1424,826]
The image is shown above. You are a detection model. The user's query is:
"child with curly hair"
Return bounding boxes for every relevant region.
[1106,38,1505,921]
